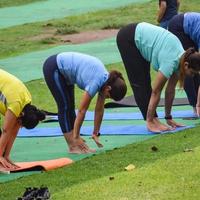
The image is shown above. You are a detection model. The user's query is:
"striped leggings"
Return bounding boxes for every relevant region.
[43,55,76,133]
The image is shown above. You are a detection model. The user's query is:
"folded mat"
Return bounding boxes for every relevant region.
[0,158,73,174]
[43,109,197,122]
[18,125,194,137]
[104,96,189,108]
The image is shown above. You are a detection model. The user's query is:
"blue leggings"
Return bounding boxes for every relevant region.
[43,55,76,133]
[168,14,200,107]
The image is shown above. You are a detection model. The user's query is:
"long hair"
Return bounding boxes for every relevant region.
[103,70,127,101]
[20,104,46,129]
[179,48,200,88]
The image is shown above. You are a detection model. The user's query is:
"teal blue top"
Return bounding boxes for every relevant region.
[134,22,185,78]
[56,52,109,98]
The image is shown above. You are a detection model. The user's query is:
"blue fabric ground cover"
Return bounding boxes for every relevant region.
[18,125,194,137]
[45,109,197,121]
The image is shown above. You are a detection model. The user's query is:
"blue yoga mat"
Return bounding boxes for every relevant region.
[45,110,197,121]
[18,125,194,137]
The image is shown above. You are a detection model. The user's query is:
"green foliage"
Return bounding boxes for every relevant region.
[39,37,59,44]
[56,25,79,35]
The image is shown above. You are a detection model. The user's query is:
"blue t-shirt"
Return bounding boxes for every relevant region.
[134,22,184,78]
[56,52,109,98]
[183,12,200,50]
[159,0,178,22]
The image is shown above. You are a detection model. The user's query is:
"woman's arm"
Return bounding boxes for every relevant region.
[147,71,167,121]
[92,94,105,147]
[165,73,185,127]
[73,91,92,139]
[3,122,20,168]
[146,71,168,132]
[0,110,19,169]
[157,0,167,23]
[93,94,105,135]
[196,86,200,116]
[177,0,180,11]
[165,73,178,117]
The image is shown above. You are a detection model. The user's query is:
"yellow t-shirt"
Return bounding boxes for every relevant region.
[0,69,31,117]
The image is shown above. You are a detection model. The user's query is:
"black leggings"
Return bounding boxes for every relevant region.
[116,23,157,120]
[168,14,200,107]
[43,55,76,133]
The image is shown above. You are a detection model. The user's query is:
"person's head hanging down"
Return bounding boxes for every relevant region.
[43,52,127,154]
[19,104,46,129]
[0,69,45,171]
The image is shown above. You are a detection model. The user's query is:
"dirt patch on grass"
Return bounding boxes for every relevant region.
[29,29,119,44]
[58,29,118,44]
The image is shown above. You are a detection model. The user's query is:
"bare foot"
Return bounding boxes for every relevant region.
[166,119,185,128]
[147,118,173,133]
[153,118,174,132]
[92,134,103,148]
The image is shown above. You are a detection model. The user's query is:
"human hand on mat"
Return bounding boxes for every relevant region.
[69,137,96,154]
[5,157,20,169]
[0,156,18,170]
[92,134,103,148]
[166,119,185,128]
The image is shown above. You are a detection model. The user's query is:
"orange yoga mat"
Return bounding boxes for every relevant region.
[8,158,73,173]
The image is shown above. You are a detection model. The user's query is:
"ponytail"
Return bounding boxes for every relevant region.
[21,104,46,129]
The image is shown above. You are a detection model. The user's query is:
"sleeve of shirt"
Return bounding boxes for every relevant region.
[8,102,21,117]
[85,81,100,98]
[158,60,176,79]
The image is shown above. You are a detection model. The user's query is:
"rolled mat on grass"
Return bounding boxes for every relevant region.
[18,125,195,137]
[104,96,189,108]
[0,158,73,173]
[43,109,197,122]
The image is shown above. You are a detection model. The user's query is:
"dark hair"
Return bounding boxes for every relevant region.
[185,48,200,71]
[179,48,200,88]
[20,104,46,129]
[105,70,127,101]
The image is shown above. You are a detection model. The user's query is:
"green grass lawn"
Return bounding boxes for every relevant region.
[0,0,200,199]
[0,0,199,59]
[1,128,200,199]
[0,0,46,8]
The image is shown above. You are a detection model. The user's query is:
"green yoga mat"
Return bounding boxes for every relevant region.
[0,37,120,82]
[0,0,150,29]
[0,135,153,183]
